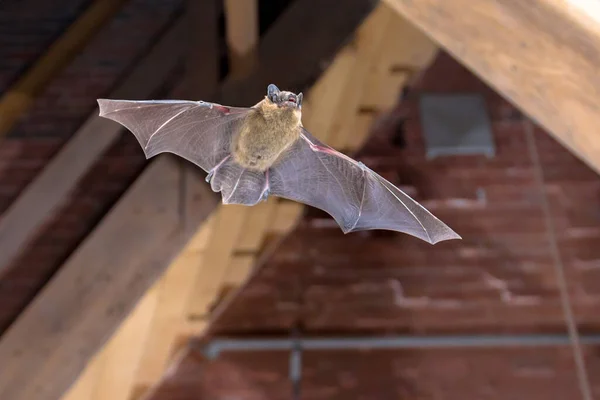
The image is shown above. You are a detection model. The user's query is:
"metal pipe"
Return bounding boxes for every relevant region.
[202,334,600,359]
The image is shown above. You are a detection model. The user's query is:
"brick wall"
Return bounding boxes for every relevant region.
[211,53,600,336]
[0,0,182,332]
[148,350,292,400]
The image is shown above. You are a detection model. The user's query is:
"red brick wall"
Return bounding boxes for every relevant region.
[211,53,600,336]
[302,347,600,400]
[148,350,292,400]
[0,0,182,332]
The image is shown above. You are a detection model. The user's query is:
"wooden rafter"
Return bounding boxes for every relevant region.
[384,0,600,175]
[224,0,259,77]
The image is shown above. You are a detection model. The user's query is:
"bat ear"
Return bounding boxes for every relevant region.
[267,84,280,98]
[297,92,303,108]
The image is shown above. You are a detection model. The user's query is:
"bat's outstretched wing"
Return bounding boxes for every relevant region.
[97,99,250,173]
[269,127,460,244]
[97,99,271,205]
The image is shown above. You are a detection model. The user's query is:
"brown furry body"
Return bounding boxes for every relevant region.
[232,98,301,171]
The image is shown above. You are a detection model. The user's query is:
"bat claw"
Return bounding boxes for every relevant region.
[205,170,214,183]
[205,155,231,184]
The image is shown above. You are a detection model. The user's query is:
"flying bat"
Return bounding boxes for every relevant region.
[97,84,460,244]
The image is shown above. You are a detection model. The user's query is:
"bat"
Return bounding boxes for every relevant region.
[97,84,461,244]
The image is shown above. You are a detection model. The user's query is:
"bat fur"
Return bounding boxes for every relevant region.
[232,98,301,171]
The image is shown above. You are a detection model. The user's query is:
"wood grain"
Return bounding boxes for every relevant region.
[385,0,600,174]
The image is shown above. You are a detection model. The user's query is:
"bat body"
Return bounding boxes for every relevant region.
[97,84,460,244]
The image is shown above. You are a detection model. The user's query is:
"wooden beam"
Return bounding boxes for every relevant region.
[384,0,600,175]
[0,2,377,399]
[0,0,127,141]
[0,18,187,279]
[224,0,259,77]
[0,157,219,400]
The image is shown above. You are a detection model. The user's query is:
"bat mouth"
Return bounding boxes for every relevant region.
[278,98,298,108]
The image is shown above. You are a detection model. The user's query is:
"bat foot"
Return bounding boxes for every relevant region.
[260,188,270,202]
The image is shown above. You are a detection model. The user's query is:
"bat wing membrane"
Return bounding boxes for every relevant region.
[269,127,461,244]
[97,99,250,173]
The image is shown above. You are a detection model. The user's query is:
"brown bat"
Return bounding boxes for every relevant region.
[97,84,460,244]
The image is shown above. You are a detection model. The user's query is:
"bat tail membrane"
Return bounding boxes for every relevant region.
[206,156,269,206]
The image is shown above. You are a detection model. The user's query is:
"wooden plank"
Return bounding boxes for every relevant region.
[235,199,278,252]
[224,0,259,77]
[90,286,159,400]
[325,4,394,148]
[131,241,210,393]
[0,18,187,279]
[0,157,219,400]
[186,206,249,320]
[384,0,600,174]
[62,352,104,400]
[0,0,128,140]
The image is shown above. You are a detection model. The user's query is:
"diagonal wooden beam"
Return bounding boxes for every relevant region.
[0,1,377,400]
[384,0,600,175]
[0,0,128,141]
[0,17,187,279]
[0,157,218,400]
